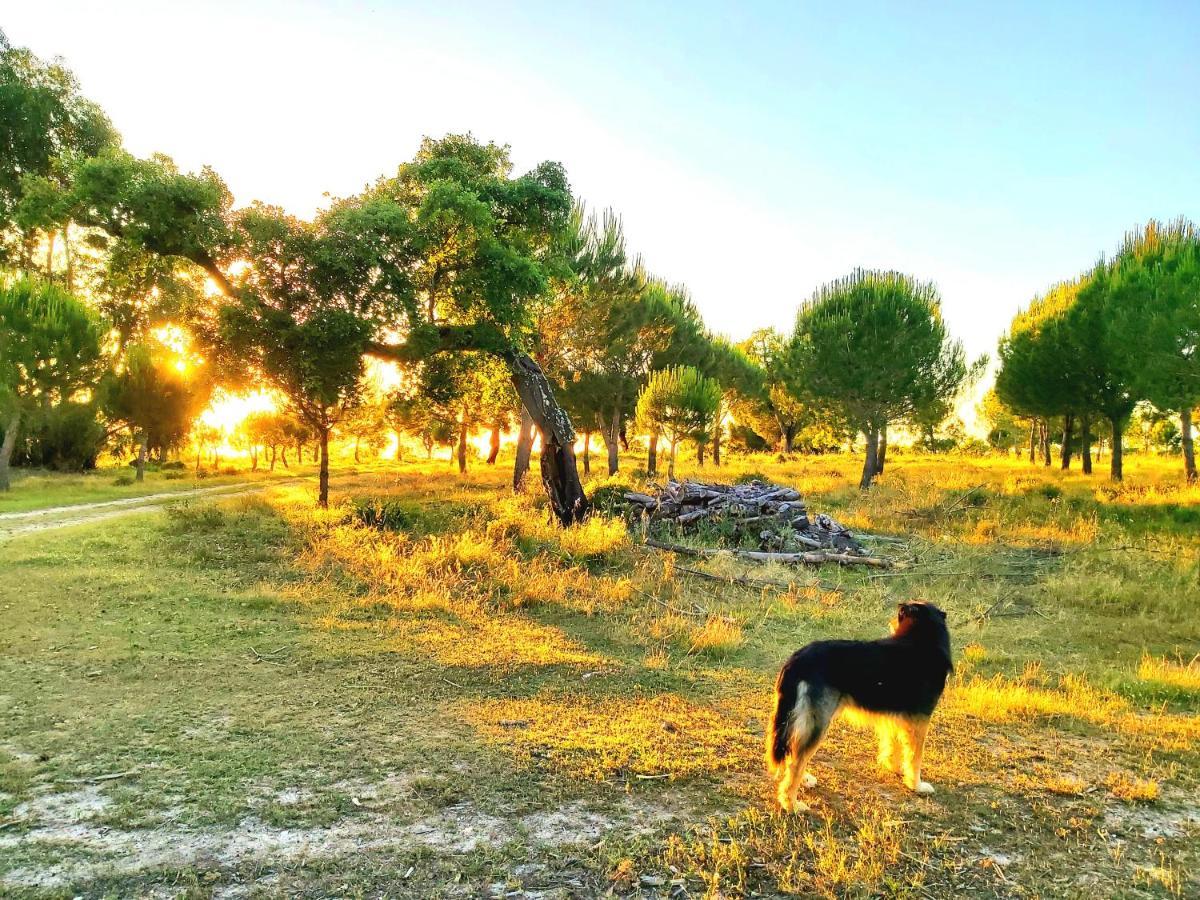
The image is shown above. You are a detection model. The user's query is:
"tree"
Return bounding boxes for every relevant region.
[634,367,721,480]
[101,341,212,481]
[791,270,967,489]
[1109,219,1200,482]
[0,30,119,267]
[61,135,589,522]
[0,277,104,489]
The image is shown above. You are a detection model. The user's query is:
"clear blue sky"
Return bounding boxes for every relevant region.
[6,1,1199,358]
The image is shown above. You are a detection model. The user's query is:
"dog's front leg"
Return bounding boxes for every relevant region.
[876,719,900,773]
[898,717,934,794]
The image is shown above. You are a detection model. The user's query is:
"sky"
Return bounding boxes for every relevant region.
[5,1,1200,361]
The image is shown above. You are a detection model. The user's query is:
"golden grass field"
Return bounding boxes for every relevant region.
[1,450,1197,898]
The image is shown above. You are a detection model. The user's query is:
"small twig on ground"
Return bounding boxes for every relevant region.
[250,645,289,663]
[633,586,712,620]
[441,676,464,689]
[672,563,842,595]
[62,768,140,784]
[634,773,671,780]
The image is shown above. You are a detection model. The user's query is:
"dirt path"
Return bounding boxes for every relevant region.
[0,481,280,539]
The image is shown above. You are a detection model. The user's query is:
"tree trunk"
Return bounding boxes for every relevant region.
[648,431,659,477]
[135,434,148,483]
[697,440,705,466]
[270,446,277,471]
[486,426,501,465]
[876,423,888,475]
[0,410,20,492]
[712,422,721,467]
[782,426,795,454]
[1110,416,1124,481]
[1081,415,1093,474]
[195,446,202,475]
[1060,413,1075,470]
[251,446,259,472]
[602,408,620,476]
[281,447,289,469]
[859,426,880,490]
[1181,408,1197,483]
[1028,421,1037,463]
[1040,420,1051,466]
[457,416,468,474]
[354,436,361,463]
[318,426,331,507]
[513,405,535,491]
[668,437,678,480]
[503,352,588,523]
[582,431,591,474]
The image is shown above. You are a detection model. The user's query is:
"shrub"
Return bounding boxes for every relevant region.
[163,471,186,480]
[733,470,770,485]
[161,460,186,471]
[112,474,135,486]
[352,497,418,531]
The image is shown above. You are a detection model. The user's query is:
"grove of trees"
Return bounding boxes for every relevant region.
[996,219,1200,482]
[2,30,1196,523]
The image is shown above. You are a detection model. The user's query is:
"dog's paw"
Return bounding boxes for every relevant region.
[908,780,935,795]
[801,772,818,789]
[779,798,809,814]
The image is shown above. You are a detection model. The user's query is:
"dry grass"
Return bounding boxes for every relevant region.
[1,450,1198,897]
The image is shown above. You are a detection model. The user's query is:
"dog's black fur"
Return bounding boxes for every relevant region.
[766,601,953,809]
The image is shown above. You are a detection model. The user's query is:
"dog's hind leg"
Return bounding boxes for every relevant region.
[778,689,836,813]
[898,716,934,794]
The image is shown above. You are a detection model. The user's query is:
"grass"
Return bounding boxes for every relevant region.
[0,450,1197,897]
[0,462,326,514]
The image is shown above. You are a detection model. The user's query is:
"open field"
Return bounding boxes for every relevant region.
[1,453,1198,898]
[0,464,332,516]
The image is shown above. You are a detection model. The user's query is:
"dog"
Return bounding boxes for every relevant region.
[765,601,952,812]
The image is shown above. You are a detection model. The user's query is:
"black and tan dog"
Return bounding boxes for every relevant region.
[765,601,952,812]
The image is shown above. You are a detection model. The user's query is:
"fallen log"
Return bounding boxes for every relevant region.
[645,537,893,569]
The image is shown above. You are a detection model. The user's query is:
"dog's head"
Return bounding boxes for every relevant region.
[892,601,953,669]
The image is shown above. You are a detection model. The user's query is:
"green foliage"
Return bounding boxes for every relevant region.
[11,400,105,470]
[792,269,967,435]
[0,29,119,257]
[634,366,721,476]
[101,342,212,457]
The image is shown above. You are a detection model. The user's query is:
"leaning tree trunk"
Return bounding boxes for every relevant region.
[1109,416,1124,482]
[318,425,331,508]
[859,425,880,490]
[513,405,535,491]
[1181,408,1197,483]
[582,431,591,474]
[648,430,659,477]
[502,351,588,524]
[135,434,148,483]
[876,423,888,475]
[1060,413,1075,470]
[1080,415,1093,474]
[486,425,501,465]
[0,410,20,492]
[281,447,289,469]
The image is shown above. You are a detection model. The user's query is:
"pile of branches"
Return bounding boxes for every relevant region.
[623,479,891,568]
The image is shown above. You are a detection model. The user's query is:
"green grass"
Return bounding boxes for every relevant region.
[0,464,321,514]
[0,453,1197,898]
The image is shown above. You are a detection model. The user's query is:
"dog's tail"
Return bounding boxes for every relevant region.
[765,661,808,774]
